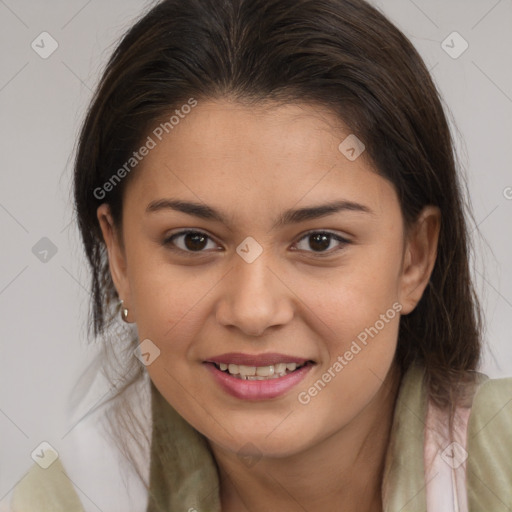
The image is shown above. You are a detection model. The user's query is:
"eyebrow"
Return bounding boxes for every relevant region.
[145,198,375,229]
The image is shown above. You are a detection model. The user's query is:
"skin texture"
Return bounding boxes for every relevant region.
[97,99,440,511]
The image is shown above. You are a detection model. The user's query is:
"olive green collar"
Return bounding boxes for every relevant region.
[381,362,428,511]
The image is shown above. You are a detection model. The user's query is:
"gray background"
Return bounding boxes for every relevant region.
[1,1,511,510]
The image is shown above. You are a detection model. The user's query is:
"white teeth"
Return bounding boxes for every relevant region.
[274,363,287,374]
[216,362,306,379]
[239,365,256,376]
[256,365,273,377]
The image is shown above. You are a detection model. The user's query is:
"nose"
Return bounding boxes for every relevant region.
[215,250,294,337]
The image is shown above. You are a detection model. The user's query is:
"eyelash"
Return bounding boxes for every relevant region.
[162,230,351,257]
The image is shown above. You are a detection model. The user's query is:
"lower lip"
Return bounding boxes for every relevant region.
[203,362,314,400]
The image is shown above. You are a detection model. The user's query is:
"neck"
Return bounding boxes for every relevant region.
[209,363,402,512]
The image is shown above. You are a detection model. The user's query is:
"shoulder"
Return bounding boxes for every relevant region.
[467,374,512,510]
[469,373,512,426]
[10,456,85,512]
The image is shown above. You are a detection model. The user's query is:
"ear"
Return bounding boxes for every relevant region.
[97,204,132,316]
[398,205,441,315]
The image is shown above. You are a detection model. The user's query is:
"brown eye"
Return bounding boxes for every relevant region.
[294,231,350,255]
[163,230,218,253]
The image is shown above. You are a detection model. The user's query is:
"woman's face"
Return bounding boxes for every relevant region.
[98,99,438,459]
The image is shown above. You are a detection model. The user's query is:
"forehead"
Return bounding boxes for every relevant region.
[144,99,354,167]
[125,99,398,221]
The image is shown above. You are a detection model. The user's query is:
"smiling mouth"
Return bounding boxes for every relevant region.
[210,361,314,380]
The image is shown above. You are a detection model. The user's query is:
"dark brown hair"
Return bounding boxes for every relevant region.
[72,0,482,503]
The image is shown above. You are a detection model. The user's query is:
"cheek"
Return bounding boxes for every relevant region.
[305,249,402,342]
[136,290,205,350]
[294,263,401,432]
[126,249,206,344]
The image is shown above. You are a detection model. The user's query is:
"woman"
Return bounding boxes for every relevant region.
[11,0,512,510]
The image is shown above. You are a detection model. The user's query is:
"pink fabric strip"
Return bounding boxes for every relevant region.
[424,398,472,512]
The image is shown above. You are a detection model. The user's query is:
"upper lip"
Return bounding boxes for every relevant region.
[204,352,313,367]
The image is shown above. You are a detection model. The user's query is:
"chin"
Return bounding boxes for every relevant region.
[208,423,313,460]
